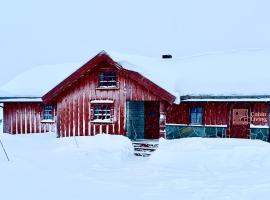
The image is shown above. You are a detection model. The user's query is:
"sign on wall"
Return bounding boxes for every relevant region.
[250,112,268,124]
[232,109,249,125]
[232,109,268,125]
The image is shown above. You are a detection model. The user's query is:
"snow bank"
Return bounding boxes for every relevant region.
[1,134,270,200]
[149,138,270,171]
[58,134,134,163]
[0,133,135,200]
[0,133,134,164]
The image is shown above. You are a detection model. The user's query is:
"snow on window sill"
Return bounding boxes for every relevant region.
[41,119,55,123]
[90,119,114,124]
[189,124,203,127]
[166,124,228,128]
[96,86,119,90]
[166,123,188,126]
[90,100,114,104]
[250,124,269,129]
[205,124,227,128]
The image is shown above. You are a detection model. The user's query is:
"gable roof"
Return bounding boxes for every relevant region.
[42,51,176,104]
[2,49,270,103]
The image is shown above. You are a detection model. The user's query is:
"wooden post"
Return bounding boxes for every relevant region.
[159,101,166,139]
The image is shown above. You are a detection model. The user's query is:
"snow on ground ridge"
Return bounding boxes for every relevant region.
[1,134,270,199]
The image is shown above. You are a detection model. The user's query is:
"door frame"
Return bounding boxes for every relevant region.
[228,103,251,138]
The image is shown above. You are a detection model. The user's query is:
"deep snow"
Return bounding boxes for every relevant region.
[1,134,270,200]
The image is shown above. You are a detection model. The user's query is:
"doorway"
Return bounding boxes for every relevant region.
[229,103,250,138]
[126,101,160,140]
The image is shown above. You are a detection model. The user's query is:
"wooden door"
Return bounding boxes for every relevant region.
[144,101,160,139]
[126,101,145,140]
[229,103,250,138]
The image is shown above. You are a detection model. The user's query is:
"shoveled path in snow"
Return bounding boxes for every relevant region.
[0,133,270,200]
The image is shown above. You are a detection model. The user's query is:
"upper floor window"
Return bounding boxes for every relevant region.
[99,71,117,87]
[190,107,203,125]
[44,105,53,120]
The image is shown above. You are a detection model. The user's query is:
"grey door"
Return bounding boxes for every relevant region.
[126,101,144,140]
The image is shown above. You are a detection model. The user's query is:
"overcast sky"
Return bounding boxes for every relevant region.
[1,0,270,86]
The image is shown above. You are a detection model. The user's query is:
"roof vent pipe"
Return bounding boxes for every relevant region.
[162,54,172,59]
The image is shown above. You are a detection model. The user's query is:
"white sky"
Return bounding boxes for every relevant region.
[0,0,270,86]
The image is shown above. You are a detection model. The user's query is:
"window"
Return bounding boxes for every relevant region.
[190,107,203,124]
[43,105,53,120]
[93,105,112,122]
[99,71,117,87]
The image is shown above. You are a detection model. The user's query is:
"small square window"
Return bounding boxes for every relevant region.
[44,105,53,120]
[99,71,117,87]
[93,105,112,122]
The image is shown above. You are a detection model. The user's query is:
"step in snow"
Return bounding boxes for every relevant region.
[132,140,159,157]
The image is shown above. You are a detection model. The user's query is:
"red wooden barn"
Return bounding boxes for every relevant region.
[0,51,175,139]
[1,50,270,142]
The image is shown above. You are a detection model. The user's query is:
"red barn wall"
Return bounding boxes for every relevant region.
[3,102,55,134]
[55,65,165,137]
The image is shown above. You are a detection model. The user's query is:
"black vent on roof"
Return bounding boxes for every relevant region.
[162,54,172,59]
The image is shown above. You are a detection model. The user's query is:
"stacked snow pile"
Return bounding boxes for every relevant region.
[58,134,134,164]
[149,138,270,172]
[0,133,134,165]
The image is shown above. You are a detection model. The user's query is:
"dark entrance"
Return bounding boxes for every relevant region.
[229,103,250,138]
[126,101,160,140]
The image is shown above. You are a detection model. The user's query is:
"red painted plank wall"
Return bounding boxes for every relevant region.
[55,65,163,137]
[3,102,55,134]
[167,103,189,124]
[167,101,269,127]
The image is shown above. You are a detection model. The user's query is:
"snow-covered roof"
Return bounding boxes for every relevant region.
[0,63,83,98]
[181,98,270,102]
[107,49,270,102]
[0,97,42,102]
[1,49,270,103]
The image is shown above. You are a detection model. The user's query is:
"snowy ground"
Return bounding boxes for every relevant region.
[0,133,270,200]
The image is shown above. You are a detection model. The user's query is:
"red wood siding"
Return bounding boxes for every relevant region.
[55,64,164,137]
[3,102,55,134]
[167,101,269,139]
[167,103,189,124]
[204,102,228,125]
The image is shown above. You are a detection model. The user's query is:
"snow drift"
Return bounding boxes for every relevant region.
[1,134,270,199]
[149,137,270,171]
[0,133,134,164]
